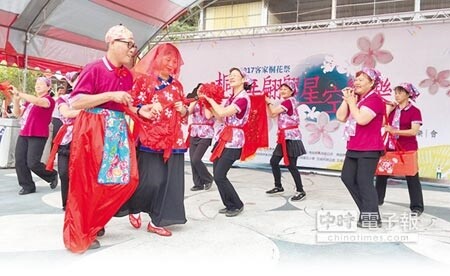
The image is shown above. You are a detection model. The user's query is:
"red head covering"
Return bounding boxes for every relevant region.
[132,43,184,79]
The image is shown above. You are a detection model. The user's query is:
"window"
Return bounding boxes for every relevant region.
[204,1,262,30]
[421,0,450,10]
[268,0,331,24]
[336,0,414,18]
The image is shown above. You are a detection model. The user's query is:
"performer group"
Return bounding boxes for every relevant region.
[5,24,424,253]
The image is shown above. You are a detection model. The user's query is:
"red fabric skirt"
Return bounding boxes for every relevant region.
[63,111,139,253]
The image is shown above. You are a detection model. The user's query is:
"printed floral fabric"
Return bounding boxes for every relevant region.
[57,94,75,145]
[131,74,187,152]
[88,108,130,184]
[278,97,302,140]
[190,103,215,139]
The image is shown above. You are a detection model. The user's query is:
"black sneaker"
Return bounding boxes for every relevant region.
[190,186,204,191]
[225,206,244,217]
[218,208,228,214]
[204,182,213,190]
[291,192,306,201]
[50,175,58,189]
[266,187,284,194]
[411,209,423,217]
[18,188,36,195]
[88,239,101,250]
[97,227,105,237]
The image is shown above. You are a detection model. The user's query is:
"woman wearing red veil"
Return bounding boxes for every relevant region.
[126,43,188,236]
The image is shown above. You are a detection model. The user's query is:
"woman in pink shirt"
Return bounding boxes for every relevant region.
[10,77,58,195]
[265,81,307,201]
[187,83,215,192]
[375,83,424,216]
[46,72,81,210]
[336,68,385,228]
[199,67,251,217]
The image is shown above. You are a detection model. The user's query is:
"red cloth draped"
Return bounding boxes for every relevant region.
[129,75,187,162]
[0,81,11,99]
[45,124,69,171]
[185,124,192,148]
[277,126,298,166]
[210,126,234,162]
[240,94,268,161]
[198,82,224,111]
[63,111,139,253]
[0,81,12,113]
[210,95,268,162]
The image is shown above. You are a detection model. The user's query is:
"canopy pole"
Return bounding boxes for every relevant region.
[22,32,31,92]
[22,0,54,92]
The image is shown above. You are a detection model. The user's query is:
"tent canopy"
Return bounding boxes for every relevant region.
[0,0,197,73]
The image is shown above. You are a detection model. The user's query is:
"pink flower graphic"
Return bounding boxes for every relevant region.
[351,33,393,68]
[418,67,450,95]
[305,112,340,149]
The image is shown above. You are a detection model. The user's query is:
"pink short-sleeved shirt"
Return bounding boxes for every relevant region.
[388,104,422,151]
[233,97,248,119]
[56,95,76,145]
[347,92,385,151]
[280,99,294,116]
[19,94,55,137]
[70,57,133,111]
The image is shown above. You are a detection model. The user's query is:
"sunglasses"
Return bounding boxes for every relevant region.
[115,39,137,49]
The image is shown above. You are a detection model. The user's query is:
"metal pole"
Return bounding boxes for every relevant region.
[22,32,31,92]
[414,0,421,12]
[331,0,337,20]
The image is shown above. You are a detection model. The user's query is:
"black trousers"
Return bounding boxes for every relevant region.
[51,117,63,144]
[189,137,213,187]
[58,144,71,208]
[270,155,304,192]
[375,173,424,212]
[15,136,57,191]
[341,151,380,221]
[213,148,243,211]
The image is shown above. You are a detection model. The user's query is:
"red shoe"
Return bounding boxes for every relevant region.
[129,214,141,229]
[147,223,172,237]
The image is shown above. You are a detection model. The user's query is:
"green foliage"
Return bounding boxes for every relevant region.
[168,7,201,33]
[0,65,41,99]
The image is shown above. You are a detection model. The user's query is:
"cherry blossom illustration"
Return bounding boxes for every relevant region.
[298,104,320,122]
[321,55,351,76]
[418,66,450,95]
[351,33,393,68]
[304,112,340,149]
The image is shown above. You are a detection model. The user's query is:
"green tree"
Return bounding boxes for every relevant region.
[168,6,201,33]
[0,65,41,100]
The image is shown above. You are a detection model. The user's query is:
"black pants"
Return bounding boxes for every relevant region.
[375,173,424,212]
[189,137,213,187]
[15,136,57,191]
[341,151,380,221]
[51,118,63,144]
[213,148,243,211]
[270,155,304,192]
[58,144,71,208]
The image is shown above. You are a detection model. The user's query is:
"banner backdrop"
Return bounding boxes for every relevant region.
[177,21,450,180]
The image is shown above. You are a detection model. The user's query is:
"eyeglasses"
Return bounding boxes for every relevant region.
[114,39,137,49]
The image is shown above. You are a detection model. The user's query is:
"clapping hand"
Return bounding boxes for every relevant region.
[342,87,356,105]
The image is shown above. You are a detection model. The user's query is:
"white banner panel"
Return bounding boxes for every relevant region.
[177,21,450,180]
